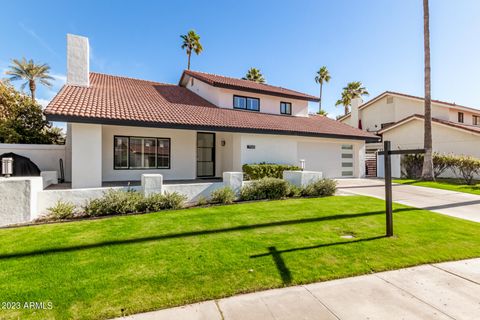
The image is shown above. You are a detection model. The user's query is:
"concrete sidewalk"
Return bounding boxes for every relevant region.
[116,258,480,320]
[336,178,480,223]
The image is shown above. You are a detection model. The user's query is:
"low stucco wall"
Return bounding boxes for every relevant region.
[163,182,224,203]
[0,177,43,226]
[37,186,142,215]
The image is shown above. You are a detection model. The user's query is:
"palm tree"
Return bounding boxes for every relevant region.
[335,91,352,115]
[5,58,53,101]
[344,81,369,99]
[335,81,369,115]
[180,30,203,70]
[421,0,434,180]
[243,68,265,83]
[314,66,331,113]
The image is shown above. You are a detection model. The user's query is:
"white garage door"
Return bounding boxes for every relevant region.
[297,142,354,178]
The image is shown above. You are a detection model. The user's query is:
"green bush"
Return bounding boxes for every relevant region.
[47,201,76,220]
[286,183,302,198]
[144,192,187,212]
[301,179,337,197]
[242,163,301,180]
[84,190,145,216]
[402,153,458,179]
[196,196,208,206]
[210,187,236,204]
[240,178,289,201]
[453,156,480,185]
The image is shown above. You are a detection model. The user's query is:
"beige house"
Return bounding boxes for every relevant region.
[338,91,480,177]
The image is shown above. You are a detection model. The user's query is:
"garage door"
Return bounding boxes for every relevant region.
[297,142,355,178]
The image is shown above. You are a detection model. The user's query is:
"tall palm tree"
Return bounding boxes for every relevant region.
[314,66,331,113]
[421,0,434,180]
[243,68,265,83]
[180,30,203,70]
[335,81,369,115]
[335,91,352,115]
[5,58,53,101]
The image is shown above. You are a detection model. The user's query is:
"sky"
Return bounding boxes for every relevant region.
[1,0,480,125]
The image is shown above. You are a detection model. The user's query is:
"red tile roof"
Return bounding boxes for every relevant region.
[180,70,320,102]
[44,72,378,141]
[378,114,480,135]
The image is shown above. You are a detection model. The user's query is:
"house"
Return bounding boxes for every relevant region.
[338,91,480,176]
[44,34,378,188]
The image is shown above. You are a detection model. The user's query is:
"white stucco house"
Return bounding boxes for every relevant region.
[338,91,480,177]
[44,34,378,189]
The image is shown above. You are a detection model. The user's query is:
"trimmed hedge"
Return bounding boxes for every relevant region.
[242,163,301,180]
[240,178,290,200]
[402,153,480,184]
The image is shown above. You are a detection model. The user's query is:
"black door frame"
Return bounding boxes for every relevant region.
[196,132,216,178]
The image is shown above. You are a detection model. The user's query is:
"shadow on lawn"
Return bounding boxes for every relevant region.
[251,236,385,284]
[0,209,413,261]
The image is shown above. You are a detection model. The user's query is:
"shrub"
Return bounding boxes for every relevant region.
[402,153,457,179]
[301,179,337,197]
[286,183,302,198]
[210,187,236,204]
[242,163,301,180]
[196,196,208,206]
[240,178,289,201]
[454,156,480,185]
[47,201,76,220]
[145,192,187,211]
[84,189,144,216]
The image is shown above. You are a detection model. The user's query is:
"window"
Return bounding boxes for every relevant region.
[114,136,170,169]
[280,102,292,115]
[341,144,354,177]
[233,95,260,111]
[473,115,480,126]
[458,112,464,123]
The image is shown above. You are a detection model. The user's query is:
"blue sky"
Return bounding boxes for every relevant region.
[1,0,480,122]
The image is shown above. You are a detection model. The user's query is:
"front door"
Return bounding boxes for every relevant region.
[197,132,215,177]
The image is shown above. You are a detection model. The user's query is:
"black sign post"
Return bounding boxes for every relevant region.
[384,141,393,237]
[379,142,425,237]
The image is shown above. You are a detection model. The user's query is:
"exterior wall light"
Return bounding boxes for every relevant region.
[221,139,226,146]
[2,158,13,177]
[299,159,305,171]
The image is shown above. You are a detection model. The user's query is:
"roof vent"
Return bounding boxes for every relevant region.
[386,96,394,104]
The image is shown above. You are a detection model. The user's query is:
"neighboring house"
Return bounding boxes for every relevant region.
[44,34,377,188]
[338,91,480,177]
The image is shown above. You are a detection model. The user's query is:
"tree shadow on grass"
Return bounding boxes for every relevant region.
[251,236,386,285]
[0,209,412,261]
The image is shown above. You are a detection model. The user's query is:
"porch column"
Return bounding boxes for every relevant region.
[71,123,102,188]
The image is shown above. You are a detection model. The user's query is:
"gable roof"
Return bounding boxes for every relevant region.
[180,70,319,102]
[337,91,480,121]
[378,114,480,136]
[44,72,378,141]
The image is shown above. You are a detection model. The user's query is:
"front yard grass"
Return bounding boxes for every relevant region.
[394,178,480,195]
[1,196,480,319]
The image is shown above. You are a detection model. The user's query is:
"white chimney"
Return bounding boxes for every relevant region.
[350,98,363,129]
[67,34,89,87]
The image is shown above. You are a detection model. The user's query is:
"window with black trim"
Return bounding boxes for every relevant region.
[114,136,170,169]
[473,115,479,126]
[233,95,260,111]
[458,112,464,123]
[280,102,292,115]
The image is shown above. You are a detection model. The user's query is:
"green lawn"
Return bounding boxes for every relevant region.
[394,178,480,195]
[1,196,480,320]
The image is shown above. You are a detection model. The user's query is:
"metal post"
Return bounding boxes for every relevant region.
[384,140,393,237]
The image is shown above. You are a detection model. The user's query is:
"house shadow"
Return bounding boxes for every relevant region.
[0,208,413,261]
[250,236,385,285]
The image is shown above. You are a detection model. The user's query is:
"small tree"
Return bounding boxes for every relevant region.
[0,81,64,144]
[454,156,480,185]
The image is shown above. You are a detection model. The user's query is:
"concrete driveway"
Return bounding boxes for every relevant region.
[336,178,480,223]
[116,258,480,320]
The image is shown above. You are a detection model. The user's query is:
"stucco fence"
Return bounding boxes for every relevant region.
[0,170,322,227]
